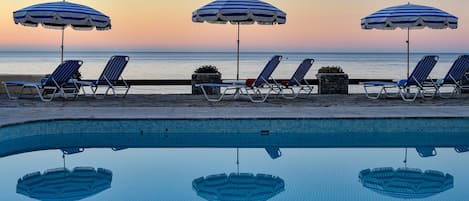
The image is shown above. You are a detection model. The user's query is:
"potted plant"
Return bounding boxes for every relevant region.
[191,65,222,95]
[316,66,349,94]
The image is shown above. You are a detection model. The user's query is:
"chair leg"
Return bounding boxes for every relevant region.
[122,86,130,98]
[201,86,232,102]
[363,85,386,99]
[438,86,461,99]
[280,87,297,99]
[37,86,54,102]
[3,83,18,100]
[19,86,27,98]
[399,88,419,102]
[245,88,272,103]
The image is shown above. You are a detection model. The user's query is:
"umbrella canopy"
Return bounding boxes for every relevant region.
[192,0,286,25]
[13,1,111,30]
[17,167,112,201]
[192,172,285,201]
[361,3,457,30]
[359,167,453,199]
[193,0,286,80]
[361,3,458,77]
[13,1,111,63]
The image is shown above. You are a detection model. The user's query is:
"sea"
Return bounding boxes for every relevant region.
[0,51,464,94]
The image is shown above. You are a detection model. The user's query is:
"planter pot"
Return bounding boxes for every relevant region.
[191,73,222,95]
[316,73,349,94]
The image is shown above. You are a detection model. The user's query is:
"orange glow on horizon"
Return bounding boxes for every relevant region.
[0,0,468,52]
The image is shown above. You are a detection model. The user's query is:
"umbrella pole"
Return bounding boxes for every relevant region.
[406,27,410,78]
[61,27,65,64]
[403,148,408,168]
[236,147,239,174]
[236,22,240,80]
[61,0,66,64]
[62,153,66,169]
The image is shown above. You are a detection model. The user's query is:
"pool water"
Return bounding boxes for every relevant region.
[0,119,469,200]
[1,148,468,201]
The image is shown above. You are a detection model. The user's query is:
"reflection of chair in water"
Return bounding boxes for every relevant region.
[61,148,84,155]
[455,146,469,153]
[416,147,437,157]
[193,173,285,201]
[265,147,282,159]
[359,167,453,199]
[17,167,112,201]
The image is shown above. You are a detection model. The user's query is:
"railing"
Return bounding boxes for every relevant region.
[81,79,394,86]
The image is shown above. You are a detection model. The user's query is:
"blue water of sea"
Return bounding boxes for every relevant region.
[0,51,464,93]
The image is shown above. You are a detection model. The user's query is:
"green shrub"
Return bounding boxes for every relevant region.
[194,65,219,73]
[318,66,344,73]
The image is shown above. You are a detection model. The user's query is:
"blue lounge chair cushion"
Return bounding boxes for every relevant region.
[199,83,246,88]
[4,81,43,87]
[362,80,407,87]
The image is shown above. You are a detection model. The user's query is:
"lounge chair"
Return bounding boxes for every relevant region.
[416,147,437,157]
[276,58,315,99]
[198,55,282,102]
[455,146,469,153]
[3,60,83,102]
[427,55,469,98]
[75,55,130,98]
[361,55,439,102]
[265,147,282,159]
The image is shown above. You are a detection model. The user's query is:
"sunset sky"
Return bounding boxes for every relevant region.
[0,0,468,52]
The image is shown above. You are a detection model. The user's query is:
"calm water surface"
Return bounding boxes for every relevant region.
[0,148,468,201]
[1,118,469,200]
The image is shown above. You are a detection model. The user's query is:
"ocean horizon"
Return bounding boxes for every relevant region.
[0,51,465,93]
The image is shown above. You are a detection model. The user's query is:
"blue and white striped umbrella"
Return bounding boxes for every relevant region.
[192,0,286,25]
[361,3,457,30]
[13,1,111,63]
[361,3,458,77]
[193,0,286,80]
[14,1,111,30]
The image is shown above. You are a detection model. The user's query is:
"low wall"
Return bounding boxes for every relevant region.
[0,74,45,94]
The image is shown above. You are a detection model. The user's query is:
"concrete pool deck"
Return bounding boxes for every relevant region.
[2,94,469,126]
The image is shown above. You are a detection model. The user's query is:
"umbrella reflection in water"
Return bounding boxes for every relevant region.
[17,167,112,201]
[359,167,453,199]
[193,172,284,201]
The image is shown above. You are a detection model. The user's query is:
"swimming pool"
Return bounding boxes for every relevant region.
[0,118,468,200]
[1,118,469,157]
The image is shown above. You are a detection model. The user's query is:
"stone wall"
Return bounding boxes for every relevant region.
[316,73,349,94]
[191,73,222,95]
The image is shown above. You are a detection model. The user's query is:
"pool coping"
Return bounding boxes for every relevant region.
[2,106,469,127]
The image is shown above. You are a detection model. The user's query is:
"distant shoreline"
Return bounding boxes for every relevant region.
[0,50,466,54]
